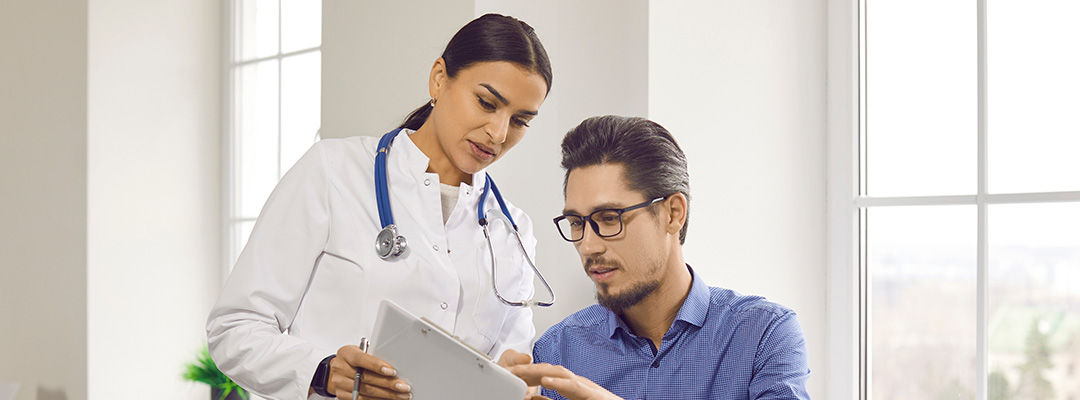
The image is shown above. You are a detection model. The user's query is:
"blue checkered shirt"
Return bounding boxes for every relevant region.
[532,266,811,399]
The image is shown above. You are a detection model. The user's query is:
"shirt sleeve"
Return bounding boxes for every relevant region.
[206,142,332,400]
[749,310,813,400]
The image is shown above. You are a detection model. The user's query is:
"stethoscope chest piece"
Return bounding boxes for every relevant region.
[375,224,407,259]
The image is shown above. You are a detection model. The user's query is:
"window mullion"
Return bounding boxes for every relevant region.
[976,0,989,399]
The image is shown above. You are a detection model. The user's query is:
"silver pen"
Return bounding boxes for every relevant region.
[353,338,369,400]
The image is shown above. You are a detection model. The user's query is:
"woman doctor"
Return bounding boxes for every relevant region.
[206,13,552,400]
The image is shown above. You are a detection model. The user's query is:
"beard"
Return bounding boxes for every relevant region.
[596,279,661,314]
[586,255,665,314]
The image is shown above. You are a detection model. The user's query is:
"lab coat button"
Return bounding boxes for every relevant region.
[424,179,431,186]
[433,244,439,251]
[440,302,448,310]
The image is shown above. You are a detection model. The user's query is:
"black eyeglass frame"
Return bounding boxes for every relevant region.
[552,195,668,242]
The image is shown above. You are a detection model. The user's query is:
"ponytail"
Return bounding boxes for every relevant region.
[399,102,433,130]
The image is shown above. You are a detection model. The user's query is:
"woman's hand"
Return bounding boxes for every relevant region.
[328,345,413,399]
[507,363,623,400]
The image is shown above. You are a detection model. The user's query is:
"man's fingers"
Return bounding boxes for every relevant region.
[506,363,567,386]
[541,376,620,400]
[498,349,533,368]
[540,376,585,396]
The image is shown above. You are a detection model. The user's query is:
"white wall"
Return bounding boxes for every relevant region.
[650,1,827,398]
[0,1,221,399]
[320,0,474,139]
[0,1,89,399]
[86,0,222,399]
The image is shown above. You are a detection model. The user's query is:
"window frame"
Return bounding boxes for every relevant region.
[222,0,322,279]
[828,1,1080,399]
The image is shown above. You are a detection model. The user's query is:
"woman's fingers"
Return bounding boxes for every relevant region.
[331,345,412,397]
[328,365,413,400]
[331,374,413,400]
[337,345,398,376]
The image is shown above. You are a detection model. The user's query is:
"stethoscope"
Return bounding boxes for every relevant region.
[373,129,555,307]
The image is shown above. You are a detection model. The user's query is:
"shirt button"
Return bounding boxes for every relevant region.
[651,360,660,368]
[424,178,431,186]
[440,302,448,310]
[432,244,439,251]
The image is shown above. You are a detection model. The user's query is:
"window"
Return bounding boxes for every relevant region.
[226,0,322,268]
[847,1,1080,400]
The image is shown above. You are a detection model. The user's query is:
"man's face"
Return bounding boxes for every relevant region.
[563,163,669,313]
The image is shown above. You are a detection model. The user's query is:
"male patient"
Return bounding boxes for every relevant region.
[506,115,811,399]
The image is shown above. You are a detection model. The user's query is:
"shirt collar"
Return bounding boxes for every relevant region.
[674,264,710,328]
[603,264,710,339]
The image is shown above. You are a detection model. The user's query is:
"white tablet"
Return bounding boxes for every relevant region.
[369,300,527,400]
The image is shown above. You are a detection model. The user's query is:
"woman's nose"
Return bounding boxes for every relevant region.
[486,115,509,144]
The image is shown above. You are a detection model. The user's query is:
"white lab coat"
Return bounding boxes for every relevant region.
[206,131,537,400]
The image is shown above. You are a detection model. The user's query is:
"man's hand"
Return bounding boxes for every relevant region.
[498,349,541,399]
[497,349,534,368]
[507,363,623,400]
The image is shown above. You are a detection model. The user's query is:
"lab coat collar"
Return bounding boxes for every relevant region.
[394,129,489,193]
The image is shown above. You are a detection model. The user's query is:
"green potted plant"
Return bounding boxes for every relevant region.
[182,346,249,400]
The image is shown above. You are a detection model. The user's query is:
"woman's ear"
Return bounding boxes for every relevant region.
[665,193,688,236]
[429,58,448,100]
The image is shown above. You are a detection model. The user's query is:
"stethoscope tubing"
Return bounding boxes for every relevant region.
[373,129,554,307]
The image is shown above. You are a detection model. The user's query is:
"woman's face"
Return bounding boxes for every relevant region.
[427,60,548,177]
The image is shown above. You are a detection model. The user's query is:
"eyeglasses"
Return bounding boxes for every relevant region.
[552,196,667,242]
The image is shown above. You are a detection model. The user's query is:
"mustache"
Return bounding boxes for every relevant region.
[585,256,622,270]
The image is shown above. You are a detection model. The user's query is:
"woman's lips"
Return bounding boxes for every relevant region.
[469,140,496,161]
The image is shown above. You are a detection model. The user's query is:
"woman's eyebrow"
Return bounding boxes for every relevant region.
[480,83,538,116]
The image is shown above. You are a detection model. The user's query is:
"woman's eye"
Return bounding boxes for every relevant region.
[512,118,530,128]
[477,97,495,110]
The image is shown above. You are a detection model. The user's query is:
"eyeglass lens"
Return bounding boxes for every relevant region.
[556,210,624,241]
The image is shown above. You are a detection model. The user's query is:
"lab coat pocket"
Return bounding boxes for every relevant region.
[470,246,524,352]
[291,252,369,351]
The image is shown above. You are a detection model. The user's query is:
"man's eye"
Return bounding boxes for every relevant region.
[568,219,584,228]
[597,212,620,224]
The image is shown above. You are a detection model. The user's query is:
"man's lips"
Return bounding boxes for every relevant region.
[588,265,618,282]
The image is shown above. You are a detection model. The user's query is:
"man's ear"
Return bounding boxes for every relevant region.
[428,57,448,100]
[664,193,688,236]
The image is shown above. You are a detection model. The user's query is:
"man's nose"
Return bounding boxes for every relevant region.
[575,220,605,255]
